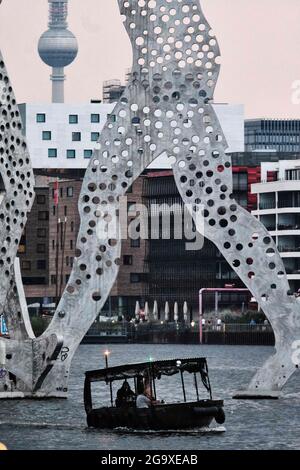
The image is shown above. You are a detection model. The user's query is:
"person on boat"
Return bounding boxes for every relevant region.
[136,382,160,408]
[115,380,136,407]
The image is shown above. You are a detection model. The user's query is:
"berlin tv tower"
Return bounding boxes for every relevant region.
[38,0,78,103]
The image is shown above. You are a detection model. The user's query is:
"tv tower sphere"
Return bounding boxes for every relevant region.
[38,28,78,69]
[38,0,78,103]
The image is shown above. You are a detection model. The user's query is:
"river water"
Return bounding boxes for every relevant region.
[0,344,300,450]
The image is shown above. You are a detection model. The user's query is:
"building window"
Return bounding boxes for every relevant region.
[60,188,63,198]
[67,149,76,159]
[37,194,46,205]
[64,206,67,216]
[123,255,133,266]
[131,238,140,248]
[42,131,52,141]
[53,206,56,216]
[70,257,74,267]
[128,202,136,213]
[72,132,81,142]
[70,240,74,250]
[233,173,248,192]
[66,256,70,267]
[18,243,26,254]
[67,187,74,197]
[127,185,133,194]
[37,244,46,254]
[91,114,100,123]
[52,240,55,250]
[130,273,141,283]
[21,261,31,271]
[37,228,47,238]
[71,221,75,232]
[107,114,116,123]
[65,274,70,284]
[51,275,57,285]
[91,132,100,142]
[37,260,46,270]
[48,148,57,158]
[38,211,49,221]
[69,114,78,124]
[36,113,46,123]
[84,149,93,159]
[23,277,46,286]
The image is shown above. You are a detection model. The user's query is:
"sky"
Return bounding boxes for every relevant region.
[0,0,300,119]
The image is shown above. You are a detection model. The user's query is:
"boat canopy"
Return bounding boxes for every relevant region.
[85,357,211,392]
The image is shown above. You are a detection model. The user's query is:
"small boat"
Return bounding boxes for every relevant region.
[84,357,225,430]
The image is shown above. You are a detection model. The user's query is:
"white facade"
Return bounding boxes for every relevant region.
[252,160,300,289]
[19,103,115,169]
[19,103,244,170]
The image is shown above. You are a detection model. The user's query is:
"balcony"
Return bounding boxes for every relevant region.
[277,224,300,231]
[278,246,300,253]
[285,268,300,275]
[259,201,276,210]
[258,201,300,211]
[278,200,300,209]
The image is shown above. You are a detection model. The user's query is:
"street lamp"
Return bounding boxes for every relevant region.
[104,350,110,369]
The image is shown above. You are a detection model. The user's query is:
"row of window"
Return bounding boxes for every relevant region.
[286,169,300,181]
[37,113,101,124]
[48,148,94,159]
[43,131,100,143]
[22,260,47,271]
[245,134,300,144]
[51,274,71,285]
[52,187,74,198]
[35,189,74,207]
[52,239,75,250]
[37,113,117,124]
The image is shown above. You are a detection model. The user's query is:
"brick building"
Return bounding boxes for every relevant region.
[19,152,300,318]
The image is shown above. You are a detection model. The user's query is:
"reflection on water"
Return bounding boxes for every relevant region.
[0,344,300,450]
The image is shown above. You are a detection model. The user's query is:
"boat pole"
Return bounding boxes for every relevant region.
[194,373,200,402]
[151,364,157,400]
[199,289,204,344]
[104,350,114,407]
[180,371,187,403]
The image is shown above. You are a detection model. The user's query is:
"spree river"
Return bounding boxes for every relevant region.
[0,344,300,450]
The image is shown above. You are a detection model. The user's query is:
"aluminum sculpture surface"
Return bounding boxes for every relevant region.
[0,0,299,398]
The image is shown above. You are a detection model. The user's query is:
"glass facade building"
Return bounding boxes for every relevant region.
[245,119,300,153]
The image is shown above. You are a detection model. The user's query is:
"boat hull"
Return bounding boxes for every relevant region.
[86,400,225,430]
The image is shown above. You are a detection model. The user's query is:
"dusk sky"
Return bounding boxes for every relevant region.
[0,0,300,118]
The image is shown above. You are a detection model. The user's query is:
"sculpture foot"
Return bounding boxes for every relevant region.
[0,333,64,398]
[233,340,300,399]
[232,390,280,400]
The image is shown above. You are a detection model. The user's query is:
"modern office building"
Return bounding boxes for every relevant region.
[252,159,300,293]
[245,119,300,153]
[18,103,244,170]
[18,102,115,169]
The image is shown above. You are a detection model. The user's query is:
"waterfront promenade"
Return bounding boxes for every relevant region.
[83,322,275,346]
